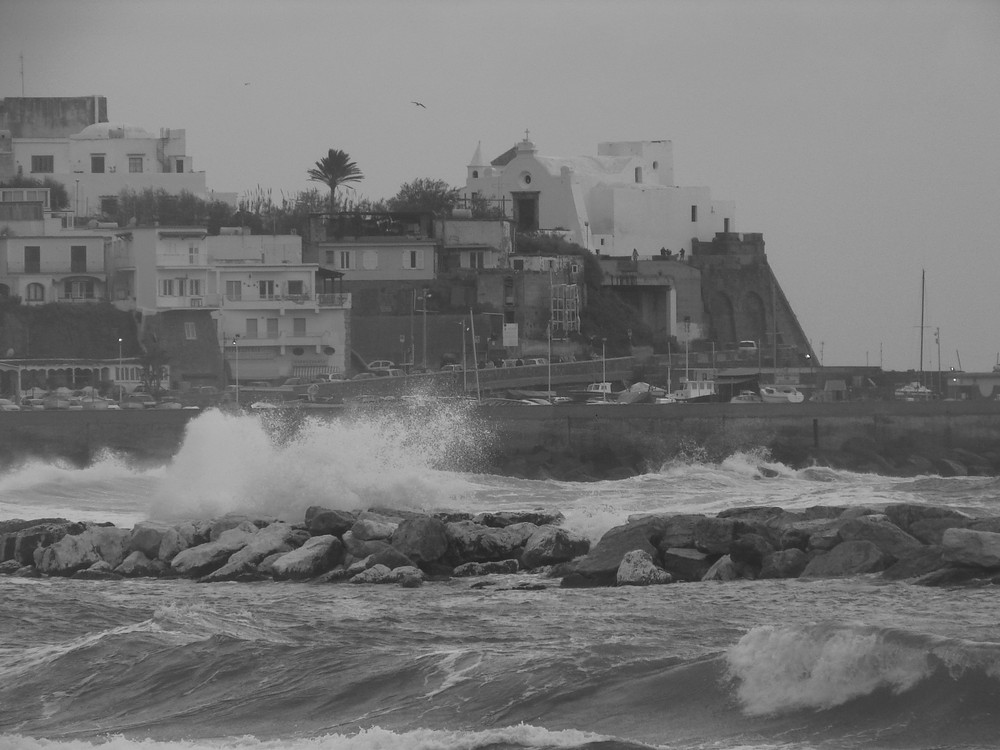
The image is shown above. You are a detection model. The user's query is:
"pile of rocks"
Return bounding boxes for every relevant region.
[568,502,1000,587]
[0,508,590,586]
[2,502,999,588]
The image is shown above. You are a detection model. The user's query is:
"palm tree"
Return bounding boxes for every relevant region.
[307,149,364,210]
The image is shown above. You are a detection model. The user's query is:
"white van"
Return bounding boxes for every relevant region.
[738,340,758,351]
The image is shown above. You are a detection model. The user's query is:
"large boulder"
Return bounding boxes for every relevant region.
[157,523,197,562]
[351,518,398,541]
[391,516,449,564]
[1,518,72,562]
[729,533,774,576]
[837,515,922,561]
[702,554,739,581]
[942,528,1000,568]
[304,506,356,536]
[128,521,175,559]
[801,540,889,578]
[445,521,538,564]
[617,550,671,586]
[881,546,948,580]
[759,548,809,579]
[349,563,394,584]
[661,547,714,582]
[200,523,305,582]
[271,535,344,580]
[14,521,84,566]
[565,519,662,586]
[520,526,590,569]
[115,551,172,578]
[36,526,131,576]
[170,523,258,577]
[368,546,416,570]
[882,503,971,535]
[693,517,741,555]
[453,560,519,576]
[342,532,391,561]
[655,514,704,549]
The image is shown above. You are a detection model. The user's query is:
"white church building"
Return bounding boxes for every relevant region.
[463,134,735,258]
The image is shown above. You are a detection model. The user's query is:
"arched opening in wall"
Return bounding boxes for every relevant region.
[742,292,767,345]
[708,293,736,345]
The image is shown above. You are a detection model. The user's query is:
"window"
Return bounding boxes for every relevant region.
[403,249,423,269]
[176,278,187,296]
[26,283,44,302]
[635,167,642,183]
[258,280,275,299]
[691,205,698,222]
[266,318,279,338]
[512,259,524,271]
[286,280,304,296]
[469,250,485,269]
[175,159,184,173]
[128,155,143,173]
[91,154,105,173]
[71,245,87,273]
[293,317,306,336]
[724,218,730,233]
[189,279,202,296]
[226,280,241,300]
[161,279,174,296]
[184,322,197,340]
[65,280,94,299]
[338,251,352,270]
[246,319,258,338]
[188,243,199,264]
[24,246,40,273]
[362,249,378,270]
[31,155,53,173]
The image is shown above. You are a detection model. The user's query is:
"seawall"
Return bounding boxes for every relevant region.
[1,400,999,475]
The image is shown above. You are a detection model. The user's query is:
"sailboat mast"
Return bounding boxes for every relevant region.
[919,269,925,385]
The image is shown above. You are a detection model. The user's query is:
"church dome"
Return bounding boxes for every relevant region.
[74,122,154,140]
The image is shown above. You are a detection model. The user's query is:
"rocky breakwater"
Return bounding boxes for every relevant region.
[0,508,591,587]
[4,503,1000,588]
[561,502,1000,587]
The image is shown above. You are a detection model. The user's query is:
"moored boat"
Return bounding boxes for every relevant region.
[759,385,805,403]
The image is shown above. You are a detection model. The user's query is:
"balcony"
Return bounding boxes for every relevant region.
[221,292,350,310]
[157,293,221,310]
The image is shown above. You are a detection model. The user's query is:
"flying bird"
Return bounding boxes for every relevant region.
[411,101,426,108]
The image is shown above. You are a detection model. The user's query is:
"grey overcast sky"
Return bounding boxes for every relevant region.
[2,0,999,372]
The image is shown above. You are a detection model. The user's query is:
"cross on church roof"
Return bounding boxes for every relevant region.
[524,129,530,141]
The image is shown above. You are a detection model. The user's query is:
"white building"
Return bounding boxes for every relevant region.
[108,227,351,383]
[463,135,735,258]
[0,96,236,218]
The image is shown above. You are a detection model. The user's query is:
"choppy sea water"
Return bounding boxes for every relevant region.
[2,405,999,750]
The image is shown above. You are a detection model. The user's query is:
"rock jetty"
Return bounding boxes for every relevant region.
[2,503,1000,588]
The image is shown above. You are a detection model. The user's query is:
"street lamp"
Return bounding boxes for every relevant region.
[118,337,123,392]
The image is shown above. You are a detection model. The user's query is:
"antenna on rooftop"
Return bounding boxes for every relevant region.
[20,52,25,96]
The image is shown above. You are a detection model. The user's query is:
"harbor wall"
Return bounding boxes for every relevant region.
[1,400,999,474]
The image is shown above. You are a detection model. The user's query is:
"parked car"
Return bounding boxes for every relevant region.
[738,340,758,351]
[351,372,377,381]
[247,381,273,388]
[312,373,345,383]
[280,377,309,388]
[367,360,396,371]
[373,368,405,378]
[440,364,465,373]
[523,357,548,366]
[0,398,22,411]
[121,393,157,409]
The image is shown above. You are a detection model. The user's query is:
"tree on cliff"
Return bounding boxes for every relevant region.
[387,178,459,216]
[307,149,364,210]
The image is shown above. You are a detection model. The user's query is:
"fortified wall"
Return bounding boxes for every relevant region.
[690,233,815,365]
